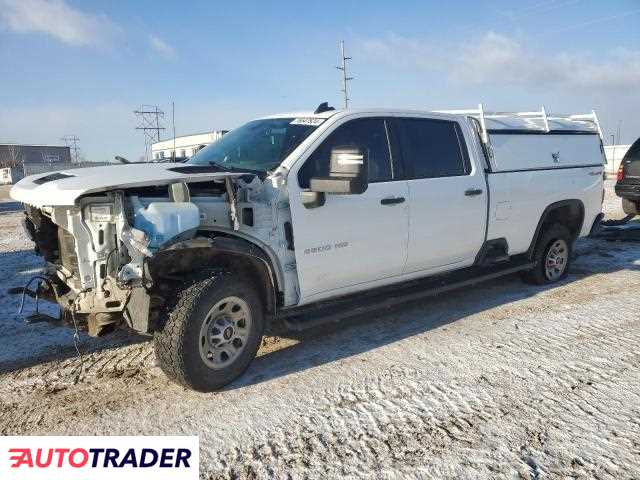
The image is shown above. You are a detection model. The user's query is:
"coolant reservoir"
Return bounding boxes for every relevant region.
[132,201,200,249]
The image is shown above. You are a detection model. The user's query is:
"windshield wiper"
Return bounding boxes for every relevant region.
[207,162,265,177]
[207,161,230,171]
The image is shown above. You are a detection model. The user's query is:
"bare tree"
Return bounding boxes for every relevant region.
[1,145,24,168]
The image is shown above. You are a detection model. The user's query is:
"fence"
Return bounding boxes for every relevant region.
[21,161,109,178]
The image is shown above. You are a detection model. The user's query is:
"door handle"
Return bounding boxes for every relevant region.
[465,189,483,197]
[380,196,405,205]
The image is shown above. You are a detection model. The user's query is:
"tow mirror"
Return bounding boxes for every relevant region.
[305,145,368,204]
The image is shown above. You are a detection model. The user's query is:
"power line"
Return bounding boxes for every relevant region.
[61,135,81,163]
[134,105,165,162]
[336,40,354,109]
[616,120,622,145]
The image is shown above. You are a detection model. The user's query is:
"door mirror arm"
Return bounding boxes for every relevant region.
[300,191,326,209]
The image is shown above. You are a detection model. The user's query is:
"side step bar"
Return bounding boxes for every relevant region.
[279,260,534,331]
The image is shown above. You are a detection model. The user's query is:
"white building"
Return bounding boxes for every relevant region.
[151,130,228,161]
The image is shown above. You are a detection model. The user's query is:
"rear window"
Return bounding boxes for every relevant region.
[397,118,470,179]
[623,138,640,163]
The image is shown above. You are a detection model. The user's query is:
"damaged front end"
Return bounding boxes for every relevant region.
[12,162,296,338]
[16,171,272,336]
[20,191,161,336]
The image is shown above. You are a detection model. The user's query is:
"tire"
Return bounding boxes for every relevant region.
[622,198,639,216]
[521,224,573,285]
[154,271,264,391]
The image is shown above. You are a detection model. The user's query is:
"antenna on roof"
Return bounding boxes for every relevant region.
[314,102,335,114]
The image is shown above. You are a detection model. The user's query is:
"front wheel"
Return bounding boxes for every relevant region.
[154,271,264,391]
[521,224,573,285]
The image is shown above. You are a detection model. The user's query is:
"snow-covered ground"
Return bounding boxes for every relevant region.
[1,181,639,479]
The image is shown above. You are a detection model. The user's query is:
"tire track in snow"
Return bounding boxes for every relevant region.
[200,292,640,480]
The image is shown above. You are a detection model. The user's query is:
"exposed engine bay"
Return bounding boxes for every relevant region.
[20,174,298,337]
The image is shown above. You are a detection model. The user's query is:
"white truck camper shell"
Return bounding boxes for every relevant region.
[437,104,605,172]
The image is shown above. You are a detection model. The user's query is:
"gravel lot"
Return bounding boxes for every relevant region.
[1,180,639,479]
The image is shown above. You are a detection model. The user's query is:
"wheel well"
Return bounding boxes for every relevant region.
[147,241,279,314]
[528,200,584,257]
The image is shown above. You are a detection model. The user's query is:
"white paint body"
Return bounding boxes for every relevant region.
[490,134,603,171]
[284,110,604,305]
[10,108,605,313]
[10,163,248,207]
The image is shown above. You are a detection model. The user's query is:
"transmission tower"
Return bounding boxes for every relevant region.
[336,40,354,109]
[134,105,165,161]
[61,135,81,163]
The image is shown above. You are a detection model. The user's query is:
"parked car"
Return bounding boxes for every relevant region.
[615,137,640,215]
[10,103,605,391]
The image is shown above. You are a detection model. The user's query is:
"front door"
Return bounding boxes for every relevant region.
[288,117,409,304]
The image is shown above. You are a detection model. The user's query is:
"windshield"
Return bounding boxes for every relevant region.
[187,118,321,172]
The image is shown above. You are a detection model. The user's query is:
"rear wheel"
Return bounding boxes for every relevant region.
[521,224,572,285]
[622,198,639,216]
[154,271,264,391]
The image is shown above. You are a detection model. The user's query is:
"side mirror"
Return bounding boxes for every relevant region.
[310,145,368,195]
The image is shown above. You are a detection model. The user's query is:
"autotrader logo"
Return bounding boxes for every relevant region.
[1,436,198,480]
[9,447,192,468]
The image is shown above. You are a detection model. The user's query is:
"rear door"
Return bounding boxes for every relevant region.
[288,117,409,303]
[394,116,488,273]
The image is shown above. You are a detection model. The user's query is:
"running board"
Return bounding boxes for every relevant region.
[279,260,534,331]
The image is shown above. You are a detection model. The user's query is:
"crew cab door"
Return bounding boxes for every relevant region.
[394,116,487,273]
[288,117,409,303]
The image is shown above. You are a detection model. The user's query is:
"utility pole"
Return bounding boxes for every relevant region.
[61,135,81,163]
[336,40,354,109]
[611,134,616,176]
[172,101,176,160]
[134,105,165,162]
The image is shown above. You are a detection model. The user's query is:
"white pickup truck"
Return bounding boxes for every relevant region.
[11,103,605,391]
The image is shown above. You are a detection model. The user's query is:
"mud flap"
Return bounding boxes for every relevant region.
[123,286,151,333]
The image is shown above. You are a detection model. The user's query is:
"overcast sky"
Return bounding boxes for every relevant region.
[0,0,638,162]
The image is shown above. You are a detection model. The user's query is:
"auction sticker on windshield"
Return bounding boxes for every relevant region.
[290,117,325,126]
[1,436,199,479]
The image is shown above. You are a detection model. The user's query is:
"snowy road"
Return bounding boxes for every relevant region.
[1,181,639,479]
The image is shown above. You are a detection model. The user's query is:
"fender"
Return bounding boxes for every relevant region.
[526,199,585,258]
[147,234,283,313]
[203,228,286,291]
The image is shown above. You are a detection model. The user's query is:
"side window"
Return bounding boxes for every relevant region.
[298,118,393,188]
[397,118,470,179]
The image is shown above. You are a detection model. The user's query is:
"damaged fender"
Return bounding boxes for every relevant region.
[146,236,282,322]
